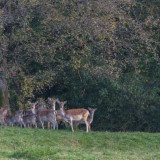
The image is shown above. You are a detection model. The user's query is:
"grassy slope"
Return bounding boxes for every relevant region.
[0,128,160,160]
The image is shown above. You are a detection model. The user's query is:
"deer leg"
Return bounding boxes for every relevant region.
[48,122,50,129]
[69,119,74,132]
[41,122,44,129]
[34,122,37,128]
[74,122,79,130]
[2,119,6,127]
[2,120,5,127]
[21,119,25,128]
[51,120,56,130]
[53,122,56,130]
[84,120,89,133]
[88,124,91,131]
[23,122,26,128]
[56,122,58,130]
[40,119,44,129]
[11,122,13,127]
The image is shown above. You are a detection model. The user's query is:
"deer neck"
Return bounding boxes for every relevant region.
[60,108,69,122]
[60,107,65,117]
[52,104,56,110]
[31,108,36,114]
[88,112,95,124]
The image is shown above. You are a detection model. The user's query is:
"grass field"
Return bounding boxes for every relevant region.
[0,127,160,160]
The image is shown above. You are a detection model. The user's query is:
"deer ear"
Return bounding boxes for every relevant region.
[64,101,67,105]
[48,97,51,101]
[28,101,32,105]
[56,99,61,104]
[88,107,92,111]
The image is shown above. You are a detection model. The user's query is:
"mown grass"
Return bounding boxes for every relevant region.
[0,127,160,160]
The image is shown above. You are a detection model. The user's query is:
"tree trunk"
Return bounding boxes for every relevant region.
[0,74,10,109]
[0,1,12,110]
[0,59,10,109]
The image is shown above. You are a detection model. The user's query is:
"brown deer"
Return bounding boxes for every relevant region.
[48,98,72,129]
[23,101,38,115]
[5,111,25,128]
[22,102,37,128]
[74,107,97,131]
[48,98,59,129]
[37,99,57,130]
[48,97,66,129]
[37,110,57,129]
[0,108,8,126]
[37,102,47,111]
[5,114,13,127]
[57,100,90,133]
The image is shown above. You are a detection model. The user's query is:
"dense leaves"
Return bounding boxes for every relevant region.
[0,0,160,131]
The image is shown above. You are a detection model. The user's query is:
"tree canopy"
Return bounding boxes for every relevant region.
[0,0,160,131]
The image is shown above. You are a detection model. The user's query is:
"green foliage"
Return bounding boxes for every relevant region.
[1,0,160,131]
[0,89,5,108]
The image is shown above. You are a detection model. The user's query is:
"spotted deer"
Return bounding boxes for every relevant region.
[22,102,37,128]
[5,110,25,128]
[57,100,90,133]
[37,99,57,130]
[48,98,59,129]
[5,114,13,127]
[37,102,46,111]
[74,107,97,131]
[48,97,67,129]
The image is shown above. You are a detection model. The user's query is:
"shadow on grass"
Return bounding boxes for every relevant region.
[8,151,37,160]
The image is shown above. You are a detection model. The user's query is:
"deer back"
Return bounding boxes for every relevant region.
[64,108,89,121]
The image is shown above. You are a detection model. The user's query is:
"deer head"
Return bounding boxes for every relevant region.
[57,100,67,110]
[28,101,37,114]
[48,97,59,110]
[88,107,97,113]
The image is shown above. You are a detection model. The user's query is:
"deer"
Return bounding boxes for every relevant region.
[37,99,57,130]
[0,108,8,127]
[37,102,47,111]
[57,100,90,133]
[47,98,59,129]
[23,101,38,115]
[73,107,97,131]
[48,97,68,129]
[5,110,25,128]
[5,114,13,127]
[22,102,37,128]
[48,98,71,129]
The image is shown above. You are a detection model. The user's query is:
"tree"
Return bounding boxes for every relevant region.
[0,0,160,131]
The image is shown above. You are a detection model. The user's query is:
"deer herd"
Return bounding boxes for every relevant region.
[0,98,97,133]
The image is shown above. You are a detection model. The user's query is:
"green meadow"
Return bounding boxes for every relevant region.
[0,127,160,160]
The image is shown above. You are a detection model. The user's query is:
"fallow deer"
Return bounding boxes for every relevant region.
[5,114,14,127]
[7,110,25,128]
[37,110,57,129]
[74,107,97,131]
[37,99,57,130]
[57,100,90,133]
[37,102,46,111]
[48,97,63,129]
[22,102,37,128]
[48,98,70,129]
